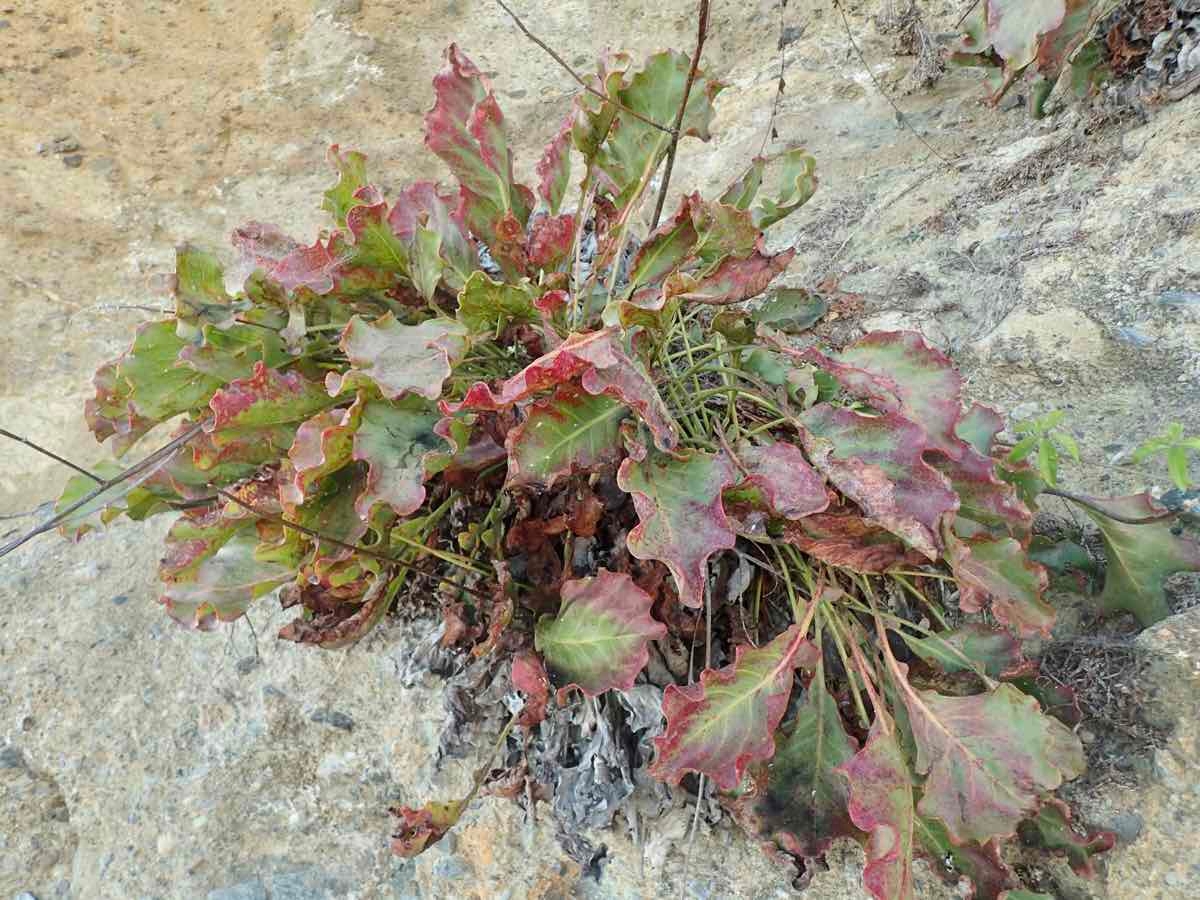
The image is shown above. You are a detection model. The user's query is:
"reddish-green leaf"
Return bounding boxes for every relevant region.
[345,190,411,275]
[838,714,917,900]
[535,113,572,215]
[208,362,333,432]
[649,626,812,790]
[903,682,1085,844]
[626,193,700,292]
[327,314,469,402]
[446,328,677,451]
[670,249,795,306]
[957,402,1005,455]
[617,450,737,608]
[734,440,829,520]
[799,404,959,558]
[987,0,1067,70]
[1076,492,1200,626]
[173,245,235,334]
[534,569,666,700]
[391,799,466,857]
[286,402,362,505]
[160,526,293,630]
[945,533,1054,637]
[511,652,550,727]
[1017,797,1115,878]
[352,398,444,520]
[906,623,1029,680]
[506,386,628,489]
[915,815,1016,900]
[424,44,532,275]
[733,664,858,857]
[782,508,928,573]
[801,331,965,459]
[388,180,476,287]
[526,212,575,272]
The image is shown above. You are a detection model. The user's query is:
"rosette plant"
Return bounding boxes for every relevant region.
[38,41,1200,900]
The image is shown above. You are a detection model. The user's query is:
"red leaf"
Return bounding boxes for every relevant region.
[390,800,465,857]
[535,112,573,214]
[526,212,575,271]
[207,362,332,433]
[266,233,352,295]
[511,652,550,727]
[617,450,738,608]
[945,532,1054,637]
[649,626,814,790]
[671,249,795,305]
[782,507,928,573]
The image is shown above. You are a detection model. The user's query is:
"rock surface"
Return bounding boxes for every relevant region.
[1,0,1198,898]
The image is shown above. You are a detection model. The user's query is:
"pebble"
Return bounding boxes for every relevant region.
[1108,810,1144,843]
[1159,290,1200,309]
[310,708,355,731]
[62,154,84,169]
[1115,325,1155,347]
[432,855,470,880]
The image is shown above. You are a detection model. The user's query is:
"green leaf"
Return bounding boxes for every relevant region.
[328,314,468,402]
[410,226,445,302]
[173,245,234,334]
[345,194,411,275]
[1076,492,1200,625]
[534,568,666,699]
[177,323,288,383]
[1053,429,1080,463]
[352,398,444,519]
[506,386,628,488]
[1017,798,1115,878]
[1036,437,1058,486]
[751,288,828,334]
[322,145,369,227]
[914,815,1016,899]
[625,193,699,292]
[838,714,917,900]
[286,402,363,504]
[956,403,1005,455]
[1006,434,1038,464]
[733,663,858,857]
[573,49,723,209]
[1167,445,1191,489]
[749,148,819,229]
[649,626,812,790]
[906,623,1028,679]
[903,682,1085,845]
[617,449,738,608]
[455,270,538,335]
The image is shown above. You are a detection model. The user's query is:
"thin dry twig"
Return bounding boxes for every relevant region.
[0,428,97,480]
[831,0,956,168]
[494,0,677,137]
[650,0,711,230]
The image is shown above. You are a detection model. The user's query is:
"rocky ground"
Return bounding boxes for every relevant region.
[1,0,1198,897]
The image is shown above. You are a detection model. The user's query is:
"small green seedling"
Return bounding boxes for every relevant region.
[1134,422,1200,490]
[1007,410,1080,487]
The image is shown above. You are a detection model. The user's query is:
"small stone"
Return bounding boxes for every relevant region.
[1114,326,1155,347]
[0,19,11,28]
[1159,290,1200,309]
[0,744,27,769]
[49,46,84,59]
[235,656,261,676]
[206,879,267,900]
[111,594,128,605]
[1108,810,1144,843]
[14,893,40,900]
[310,708,355,731]
[62,154,84,169]
[432,855,470,880]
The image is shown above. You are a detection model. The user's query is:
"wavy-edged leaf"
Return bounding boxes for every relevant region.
[279,569,394,649]
[751,288,828,334]
[1076,492,1200,626]
[352,398,443,519]
[456,270,538,335]
[327,314,469,402]
[207,362,332,434]
[322,144,369,226]
[649,626,811,790]
[838,714,917,900]
[801,331,965,459]
[160,525,293,630]
[734,440,829,520]
[626,193,699,293]
[388,180,476,289]
[86,320,224,450]
[617,450,737,608]
[445,327,677,451]
[932,448,1032,541]
[173,245,235,334]
[987,0,1067,70]
[946,533,1054,637]
[903,682,1085,845]
[534,569,666,700]
[734,662,858,857]
[55,461,176,540]
[573,50,723,209]
[160,506,245,585]
[506,386,628,488]
[286,402,362,504]
[425,43,532,275]
[915,815,1015,900]
[1017,797,1115,878]
[269,233,353,295]
[670,249,795,306]
[345,191,410,275]
[957,402,1005,455]
[906,623,1029,679]
[177,322,287,383]
[798,403,959,558]
[782,508,928,573]
[526,212,575,272]
[749,147,819,229]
